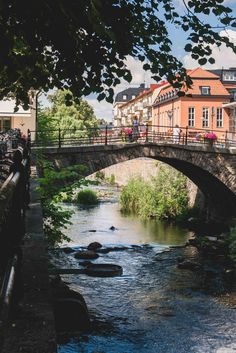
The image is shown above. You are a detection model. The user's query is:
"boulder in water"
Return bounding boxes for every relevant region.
[62,247,75,254]
[51,276,90,332]
[87,242,102,251]
[74,250,99,259]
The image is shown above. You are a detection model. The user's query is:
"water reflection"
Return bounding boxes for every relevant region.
[63,202,189,247]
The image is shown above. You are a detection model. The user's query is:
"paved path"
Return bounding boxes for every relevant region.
[1,166,57,353]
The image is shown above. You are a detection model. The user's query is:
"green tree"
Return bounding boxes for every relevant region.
[45,90,98,136]
[37,160,92,246]
[0,1,235,106]
[37,90,99,142]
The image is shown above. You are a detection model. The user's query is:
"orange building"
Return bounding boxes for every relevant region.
[153,67,236,139]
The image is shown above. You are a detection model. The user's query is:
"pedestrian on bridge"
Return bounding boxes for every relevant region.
[173,124,181,143]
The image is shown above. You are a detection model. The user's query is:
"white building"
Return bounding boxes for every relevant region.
[0,97,36,135]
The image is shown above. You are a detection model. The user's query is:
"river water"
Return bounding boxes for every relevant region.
[52,189,236,353]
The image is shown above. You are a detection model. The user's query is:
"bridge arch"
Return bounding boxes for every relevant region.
[40,143,236,223]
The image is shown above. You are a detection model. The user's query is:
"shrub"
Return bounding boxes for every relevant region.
[77,189,99,205]
[106,173,116,185]
[120,165,189,220]
[95,170,105,180]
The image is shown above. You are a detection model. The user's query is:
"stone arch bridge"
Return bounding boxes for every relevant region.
[36,143,236,223]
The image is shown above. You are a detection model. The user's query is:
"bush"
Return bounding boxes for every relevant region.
[120,165,189,220]
[106,173,116,185]
[95,170,105,180]
[77,189,99,205]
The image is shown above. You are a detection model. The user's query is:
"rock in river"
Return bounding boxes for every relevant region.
[74,250,99,259]
[87,242,102,251]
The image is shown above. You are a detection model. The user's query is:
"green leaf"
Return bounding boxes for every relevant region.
[198,58,207,65]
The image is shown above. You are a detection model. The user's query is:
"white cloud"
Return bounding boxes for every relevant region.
[182,29,236,69]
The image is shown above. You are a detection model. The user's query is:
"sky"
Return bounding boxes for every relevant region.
[40,0,236,122]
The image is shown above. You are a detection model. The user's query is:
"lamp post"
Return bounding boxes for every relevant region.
[211,107,215,132]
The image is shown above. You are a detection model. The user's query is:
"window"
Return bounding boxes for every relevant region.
[216,108,223,128]
[188,107,195,127]
[122,94,127,100]
[0,117,11,131]
[201,86,211,95]
[223,71,236,81]
[132,95,136,99]
[202,107,209,127]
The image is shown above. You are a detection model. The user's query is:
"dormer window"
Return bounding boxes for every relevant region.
[201,86,211,95]
[131,95,136,99]
[123,94,127,100]
[223,71,236,81]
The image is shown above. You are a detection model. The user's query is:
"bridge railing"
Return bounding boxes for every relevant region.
[29,125,236,149]
[0,144,31,325]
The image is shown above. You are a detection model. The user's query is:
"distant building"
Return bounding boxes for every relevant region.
[208,68,236,135]
[152,67,236,139]
[118,83,166,127]
[113,83,167,127]
[113,83,146,126]
[0,96,36,134]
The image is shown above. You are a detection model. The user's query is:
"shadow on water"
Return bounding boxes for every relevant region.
[53,197,236,353]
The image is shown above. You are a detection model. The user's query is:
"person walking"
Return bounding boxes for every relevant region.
[132,116,139,141]
[173,124,181,143]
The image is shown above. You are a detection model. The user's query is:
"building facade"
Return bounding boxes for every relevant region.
[0,96,36,135]
[113,82,166,127]
[113,84,146,126]
[153,67,236,139]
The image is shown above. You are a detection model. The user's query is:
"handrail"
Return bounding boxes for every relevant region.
[0,145,31,326]
[29,124,236,150]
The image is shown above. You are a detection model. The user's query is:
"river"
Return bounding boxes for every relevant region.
[51,188,236,353]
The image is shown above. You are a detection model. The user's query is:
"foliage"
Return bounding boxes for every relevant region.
[37,160,92,246]
[106,174,116,185]
[77,189,99,206]
[120,165,189,220]
[95,171,105,181]
[0,1,235,106]
[37,90,99,142]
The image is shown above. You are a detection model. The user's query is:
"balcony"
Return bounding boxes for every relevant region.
[134,103,143,111]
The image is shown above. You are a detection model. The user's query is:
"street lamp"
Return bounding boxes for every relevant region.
[211,107,215,132]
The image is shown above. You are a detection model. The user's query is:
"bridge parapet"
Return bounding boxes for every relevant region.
[34,141,236,223]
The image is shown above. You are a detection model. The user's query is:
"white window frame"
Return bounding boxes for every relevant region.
[188,107,195,127]
[202,107,209,128]
[122,94,127,100]
[223,71,236,81]
[216,108,223,128]
[201,86,211,95]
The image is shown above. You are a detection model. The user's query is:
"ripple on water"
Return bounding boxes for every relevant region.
[54,200,236,353]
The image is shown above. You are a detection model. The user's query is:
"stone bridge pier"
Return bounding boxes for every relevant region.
[37,143,236,224]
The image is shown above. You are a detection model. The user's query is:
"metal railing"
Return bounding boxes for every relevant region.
[29,124,236,149]
[0,144,31,326]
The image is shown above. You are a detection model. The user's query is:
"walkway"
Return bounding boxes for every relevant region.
[1,166,57,353]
